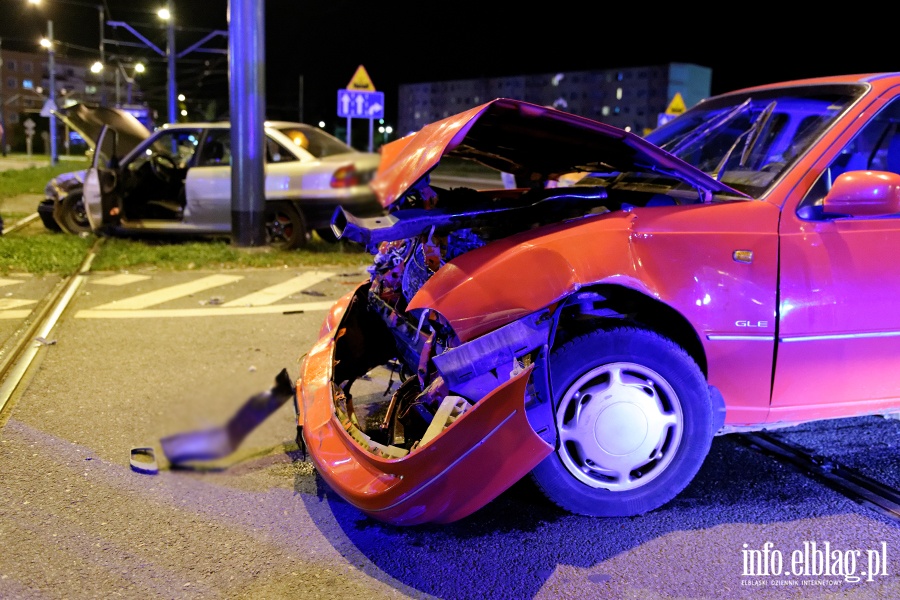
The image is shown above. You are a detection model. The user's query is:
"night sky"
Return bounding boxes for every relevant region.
[2,0,899,128]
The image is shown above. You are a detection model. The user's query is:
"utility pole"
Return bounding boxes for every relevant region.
[47,20,58,165]
[0,36,6,156]
[166,0,177,124]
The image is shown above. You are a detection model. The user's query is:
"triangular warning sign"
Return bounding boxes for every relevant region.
[347,65,376,91]
[665,92,687,116]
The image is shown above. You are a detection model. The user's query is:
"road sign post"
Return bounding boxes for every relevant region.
[336,65,384,151]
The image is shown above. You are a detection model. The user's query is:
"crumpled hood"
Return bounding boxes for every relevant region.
[52,103,150,156]
[371,98,743,210]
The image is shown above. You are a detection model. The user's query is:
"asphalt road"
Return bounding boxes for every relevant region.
[1,263,900,599]
[3,156,900,598]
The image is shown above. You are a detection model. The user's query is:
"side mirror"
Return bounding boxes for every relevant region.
[824,170,900,217]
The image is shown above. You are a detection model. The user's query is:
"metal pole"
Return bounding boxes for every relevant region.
[0,36,6,156]
[167,0,177,123]
[228,0,266,246]
[98,6,106,106]
[48,20,58,165]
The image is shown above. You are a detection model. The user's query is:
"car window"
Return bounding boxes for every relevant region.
[798,97,900,218]
[132,128,201,171]
[196,129,232,167]
[645,84,862,198]
[274,125,355,158]
[266,137,297,163]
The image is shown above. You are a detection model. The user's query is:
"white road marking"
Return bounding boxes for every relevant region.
[0,278,24,288]
[90,274,244,310]
[74,300,336,319]
[222,270,334,307]
[0,298,36,319]
[91,273,152,286]
[0,298,36,310]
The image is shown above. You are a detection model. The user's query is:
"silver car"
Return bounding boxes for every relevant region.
[42,104,384,249]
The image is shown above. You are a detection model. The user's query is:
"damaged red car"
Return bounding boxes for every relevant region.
[297,73,900,525]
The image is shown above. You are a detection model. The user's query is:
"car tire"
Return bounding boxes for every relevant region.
[56,192,92,235]
[265,202,308,250]
[38,200,62,232]
[530,325,715,517]
[315,227,339,243]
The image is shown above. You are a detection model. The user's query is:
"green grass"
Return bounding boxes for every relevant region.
[90,236,372,272]
[1,226,372,276]
[0,163,80,202]
[0,229,96,275]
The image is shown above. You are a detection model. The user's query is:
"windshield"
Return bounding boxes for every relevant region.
[633,83,865,197]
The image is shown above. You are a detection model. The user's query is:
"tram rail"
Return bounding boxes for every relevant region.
[737,430,900,522]
[0,238,102,416]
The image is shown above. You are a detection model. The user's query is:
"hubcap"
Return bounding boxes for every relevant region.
[556,362,683,491]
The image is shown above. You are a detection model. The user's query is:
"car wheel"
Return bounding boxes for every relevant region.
[56,192,92,235]
[315,227,339,243]
[264,202,308,250]
[530,326,715,517]
[38,200,62,232]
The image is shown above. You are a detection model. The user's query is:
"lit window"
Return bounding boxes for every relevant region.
[601,106,610,116]
[22,79,33,90]
[616,87,623,100]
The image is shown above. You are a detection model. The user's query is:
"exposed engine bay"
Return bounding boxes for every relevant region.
[329,177,686,459]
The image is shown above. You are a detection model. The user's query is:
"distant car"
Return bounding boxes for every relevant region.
[296,73,900,525]
[41,104,383,249]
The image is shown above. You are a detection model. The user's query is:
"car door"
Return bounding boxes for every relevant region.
[773,97,900,421]
[183,128,233,230]
[82,125,124,232]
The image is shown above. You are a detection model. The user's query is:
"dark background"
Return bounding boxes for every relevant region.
[1,0,898,129]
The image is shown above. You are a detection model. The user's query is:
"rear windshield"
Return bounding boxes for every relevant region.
[274,125,355,158]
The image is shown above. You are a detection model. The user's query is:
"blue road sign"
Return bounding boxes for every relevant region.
[337,90,385,119]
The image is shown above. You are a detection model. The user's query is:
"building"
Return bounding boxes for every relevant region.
[0,47,145,153]
[397,63,711,138]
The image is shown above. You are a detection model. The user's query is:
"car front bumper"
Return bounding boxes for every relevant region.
[296,282,554,525]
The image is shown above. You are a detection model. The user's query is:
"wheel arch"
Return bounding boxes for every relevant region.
[550,283,709,377]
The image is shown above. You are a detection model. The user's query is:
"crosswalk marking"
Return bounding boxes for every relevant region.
[0,278,23,288]
[222,271,333,307]
[0,299,36,310]
[91,274,152,286]
[0,298,35,319]
[74,300,336,319]
[91,274,244,310]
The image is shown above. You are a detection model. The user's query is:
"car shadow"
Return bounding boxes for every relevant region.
[293,435,900,599]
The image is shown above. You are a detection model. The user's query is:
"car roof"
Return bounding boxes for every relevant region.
[159,121,311,129]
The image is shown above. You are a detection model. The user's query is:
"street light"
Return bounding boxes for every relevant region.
[106,2,178,122]
[42,23,58,165]
[27,0,59,164]
[159,2,176,124]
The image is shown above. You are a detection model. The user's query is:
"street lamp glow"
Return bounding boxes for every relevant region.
[90,61,103,74]
[177,93,185,102]
[134,63,145,74]
[27,0,40,4]
[39,37,52,49]
[157,7,171,20]
[180,109,187,117]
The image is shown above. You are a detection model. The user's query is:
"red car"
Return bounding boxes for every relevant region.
[297,73,900,525]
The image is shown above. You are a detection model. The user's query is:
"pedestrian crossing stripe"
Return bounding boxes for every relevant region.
[0,278,24,288]
[0,298,36,319]
[75,301,337,319]
[75,270,341,319]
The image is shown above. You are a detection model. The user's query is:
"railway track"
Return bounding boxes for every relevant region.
[0,238,102,416]
[736,430,900,522]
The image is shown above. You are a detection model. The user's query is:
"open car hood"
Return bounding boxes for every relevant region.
[52,103,151,155]
[372,98,744,210]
